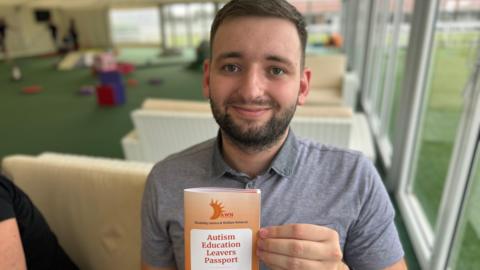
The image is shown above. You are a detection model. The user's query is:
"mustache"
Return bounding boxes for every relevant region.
[224,97,278,108]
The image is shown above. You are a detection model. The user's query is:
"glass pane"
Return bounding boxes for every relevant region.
[165,4,188,48]
[190,3,215,46]
[410,0,480,228]
[364,0,387,105]
[448,140,480,269]
[109,8,160,44]
[164,3,215,49]
[388,0,414,143]
[373,0,394,117]
[289,0,342,47]
[354,1,371,78]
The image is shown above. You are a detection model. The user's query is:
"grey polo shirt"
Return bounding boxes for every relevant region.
[141,131,404,270]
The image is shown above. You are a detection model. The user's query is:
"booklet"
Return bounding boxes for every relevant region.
[184,187,261,270]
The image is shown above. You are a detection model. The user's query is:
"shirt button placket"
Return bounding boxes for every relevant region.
[245,181,255,189]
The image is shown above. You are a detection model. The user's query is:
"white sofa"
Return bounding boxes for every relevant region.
[1,153,153,270]
[121,99,376,163]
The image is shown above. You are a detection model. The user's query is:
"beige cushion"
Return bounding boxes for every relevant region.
[295,105,352,118]
[305,54,346,89]
[1,154,152,270]
[305,87,342,106]
[142,98,210,112]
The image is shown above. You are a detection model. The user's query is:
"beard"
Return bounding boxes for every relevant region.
[209,93,297,152]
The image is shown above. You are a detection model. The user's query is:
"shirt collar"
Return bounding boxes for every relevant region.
[210,129,298,179]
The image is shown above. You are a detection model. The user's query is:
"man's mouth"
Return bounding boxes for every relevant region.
[230,105,271,118]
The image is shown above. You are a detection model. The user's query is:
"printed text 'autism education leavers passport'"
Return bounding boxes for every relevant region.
[184,187,261,270]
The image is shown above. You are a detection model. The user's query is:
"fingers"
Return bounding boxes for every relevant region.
[257,249,338,270]
[257,237,342,261]
[257,223,343,268]
[259,223,338,242]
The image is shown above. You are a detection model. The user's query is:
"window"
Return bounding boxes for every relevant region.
[164,3,215,49]
[392,0,480,268]
[110,8,160,44]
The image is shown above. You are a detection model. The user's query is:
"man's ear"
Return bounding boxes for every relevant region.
[297,67,311,105]
[202,59,211,98]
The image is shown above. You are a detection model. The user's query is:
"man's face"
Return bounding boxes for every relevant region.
[203,16,310,150]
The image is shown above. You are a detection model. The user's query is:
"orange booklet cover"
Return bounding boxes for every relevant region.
[184,187,261,270]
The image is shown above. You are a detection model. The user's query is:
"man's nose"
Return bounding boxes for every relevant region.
[239,67,265,100]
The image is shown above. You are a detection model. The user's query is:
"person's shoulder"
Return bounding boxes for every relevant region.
[0,174,14,193]
[0,175,16,220]
[294,136,377,181]
[145,138,216,191]
[296,136,367,164]
[294,137,381,196]
[165,138,215,162]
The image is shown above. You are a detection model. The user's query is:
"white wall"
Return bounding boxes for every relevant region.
[0,5,55,58]
[0,4,111,59]
[61,7,112,49]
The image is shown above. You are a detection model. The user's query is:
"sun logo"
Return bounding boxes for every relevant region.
[209,199,225,220]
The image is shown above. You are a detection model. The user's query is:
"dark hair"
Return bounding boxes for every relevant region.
[210,0,308,67]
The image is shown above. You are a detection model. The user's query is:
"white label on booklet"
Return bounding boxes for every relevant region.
[191,229,252,270]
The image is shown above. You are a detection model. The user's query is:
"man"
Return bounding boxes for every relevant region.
[68,19,79,51]
[141,0,407,269]
[47,17,59,52]
[0,174,78,269]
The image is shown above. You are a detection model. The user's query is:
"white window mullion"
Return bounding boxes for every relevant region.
[389,0,440,268]
[388,0,438,193]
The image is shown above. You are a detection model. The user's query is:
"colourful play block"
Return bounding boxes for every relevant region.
[96,85,115,106]
[22,85,43,94]
[78,85,95,96]
[117,62,135,75]
[94,52,117,72]
[98,71,122,86]
[127,78,138,87]
[97,71,126,104]
[108,81,126,104]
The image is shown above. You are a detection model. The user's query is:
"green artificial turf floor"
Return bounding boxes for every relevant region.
[0,52,204,160]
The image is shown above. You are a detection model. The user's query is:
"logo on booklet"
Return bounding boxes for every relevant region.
[209,199,233,220]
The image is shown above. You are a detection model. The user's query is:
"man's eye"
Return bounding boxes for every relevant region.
[270,67,285,76]
[222,64,240,73]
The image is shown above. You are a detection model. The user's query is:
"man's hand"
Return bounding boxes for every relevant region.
[256,224,348,270]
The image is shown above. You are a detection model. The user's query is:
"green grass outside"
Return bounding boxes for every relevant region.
[412,45,470,227]
[450,149,480,269]
[308,32,330,45]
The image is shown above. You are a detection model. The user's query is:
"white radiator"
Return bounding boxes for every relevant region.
[121,130,144,162]
[132,110,219,163]
[291,116,352,148]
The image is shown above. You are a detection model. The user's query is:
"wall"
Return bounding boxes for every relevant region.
[0,4,111,59]
[0,5,54,58]
[61,7,111,49]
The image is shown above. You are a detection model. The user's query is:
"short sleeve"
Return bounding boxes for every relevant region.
[343,161,404,269]
[141,169,177,268]
[0,175,16,221]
